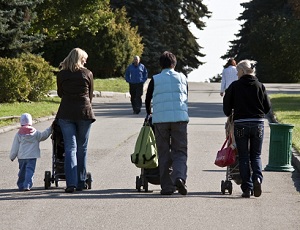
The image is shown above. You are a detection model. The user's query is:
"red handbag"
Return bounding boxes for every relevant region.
[214,136,236,167]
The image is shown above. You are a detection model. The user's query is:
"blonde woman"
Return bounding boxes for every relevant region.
[223,59,271,198]
[56,48,96,193]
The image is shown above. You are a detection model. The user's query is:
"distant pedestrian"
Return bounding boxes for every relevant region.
[145,51,189,195]
[56,47,96,193]
[220,58,238,97]
[223,59,271,198]
[10,113,52,191]
[125,55,148,114]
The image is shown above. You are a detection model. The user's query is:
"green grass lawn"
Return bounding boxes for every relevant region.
[269,94,300,151]
[0,78,128,127]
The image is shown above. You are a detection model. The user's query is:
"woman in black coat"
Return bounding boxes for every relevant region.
[223,59,271,198]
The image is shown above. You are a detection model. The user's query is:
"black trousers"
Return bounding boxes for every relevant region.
[129,83,144,113]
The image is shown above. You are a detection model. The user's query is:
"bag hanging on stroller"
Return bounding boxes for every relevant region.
[131,122,158,169]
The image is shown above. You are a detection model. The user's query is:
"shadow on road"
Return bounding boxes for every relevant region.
[92,102,224,119]
[0,187,244,200]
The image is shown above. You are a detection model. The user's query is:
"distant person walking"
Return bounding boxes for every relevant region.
[220,58,238,97]
[223,59,271,198]
[145,51,189,195]
[125,55,148,114]
[56,48,96,193]
[10,113,52,191]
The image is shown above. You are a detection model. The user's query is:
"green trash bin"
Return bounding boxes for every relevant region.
[265,123,294,172]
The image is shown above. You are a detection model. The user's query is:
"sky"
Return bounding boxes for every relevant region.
[188,0,251,82]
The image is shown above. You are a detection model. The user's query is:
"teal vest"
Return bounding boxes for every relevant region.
[152,69,189,123]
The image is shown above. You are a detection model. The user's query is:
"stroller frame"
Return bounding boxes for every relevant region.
[44,120,92,189]
[220,114,242,194]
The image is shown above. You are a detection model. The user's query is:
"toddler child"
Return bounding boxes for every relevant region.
[10,113,52,191]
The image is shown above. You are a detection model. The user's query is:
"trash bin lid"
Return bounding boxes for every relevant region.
[269,123,294,128]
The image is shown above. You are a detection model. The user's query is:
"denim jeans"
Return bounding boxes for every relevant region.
[234,121,264,192]
[155,122,188,192]
[17,158,37,190]
[58,119,92,189]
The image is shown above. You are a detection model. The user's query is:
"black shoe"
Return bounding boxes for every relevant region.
[253,178,262,197]
[241,189,251,198]
[160,190,174,195]
[133,109,141,114]
[65,186,75,193]
[76,184,88,191]
[175,178,187,195]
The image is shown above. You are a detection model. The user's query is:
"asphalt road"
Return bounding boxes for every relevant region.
[0,83,299,230]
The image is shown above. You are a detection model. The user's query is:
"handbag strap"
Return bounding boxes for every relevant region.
[221,136,229,150]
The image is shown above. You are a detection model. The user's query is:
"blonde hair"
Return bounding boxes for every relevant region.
[59,48,88,72]
[236,59,257,75]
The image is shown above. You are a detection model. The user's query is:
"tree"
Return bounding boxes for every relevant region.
[33,0,143,78]
[222,0,300,83]
[0,0,43,58]
[110,0,211,76]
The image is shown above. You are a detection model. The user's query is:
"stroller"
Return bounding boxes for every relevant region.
[135,116,160,192]
[220,114,242,195]
[44,120,92,189]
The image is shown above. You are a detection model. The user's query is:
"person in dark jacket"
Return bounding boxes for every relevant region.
[56,48,96,193]
[125,56,148,114]
[223,59,271,198]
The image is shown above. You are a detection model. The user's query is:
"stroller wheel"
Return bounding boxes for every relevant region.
[221,180,225,194]
[136,176,142,192]
[55,178,59,188]
[143,177,148,192]
[86,172,92,189]
[44,171,51,189]
[226,181,233,195]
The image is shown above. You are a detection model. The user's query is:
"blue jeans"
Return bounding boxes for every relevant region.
[234,121,264,192]
[17,159,37,190]
[58,119,92,189]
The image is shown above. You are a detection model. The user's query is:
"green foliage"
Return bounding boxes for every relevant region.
[86,7,143,78]
[0,0,44,58]
[19,53,56,101]
[33,0,143,78]
[0,54,56,103]
[0,57,30,102]
[110,0,211,76]
[33,0,113,39]
[209,74,222,83]
[222,0,300,83]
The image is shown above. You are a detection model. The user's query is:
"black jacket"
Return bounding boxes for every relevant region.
[223,75,271,120]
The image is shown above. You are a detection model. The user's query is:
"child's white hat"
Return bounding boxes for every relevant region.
[20,113,32,126]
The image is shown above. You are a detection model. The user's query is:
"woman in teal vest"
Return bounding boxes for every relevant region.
[145,51,189,195]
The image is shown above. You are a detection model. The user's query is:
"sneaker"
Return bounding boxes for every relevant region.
[23,188,30,191]
[241,189,251,198]
[253,178,262,197]
[175,178,187,195]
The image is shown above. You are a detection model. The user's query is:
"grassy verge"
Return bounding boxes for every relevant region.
[0,78,128,127]
[269,94,300,151]
[94,78,128,93]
